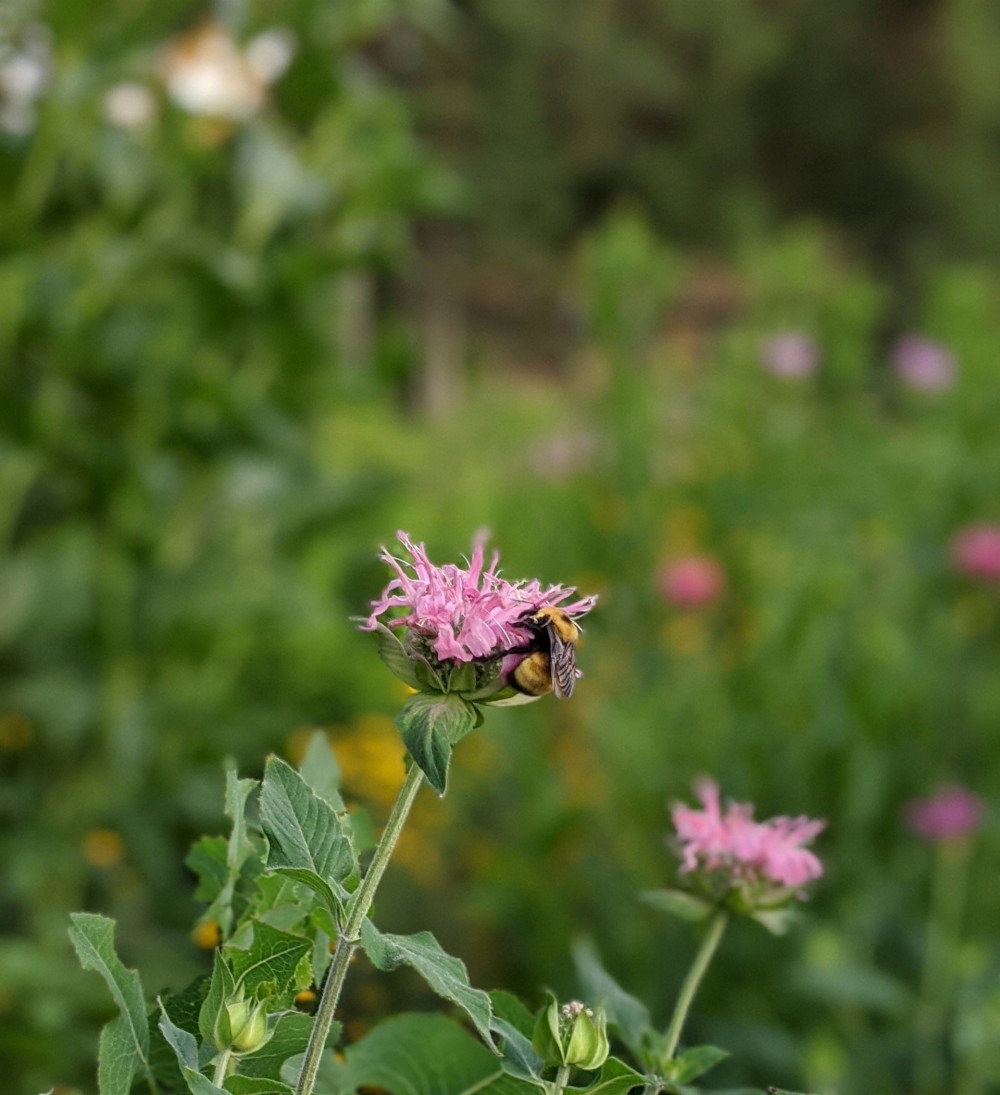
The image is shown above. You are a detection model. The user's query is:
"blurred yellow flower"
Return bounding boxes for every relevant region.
[334,715,406,807]
[953,594,995,638]
[295,989,318,1007]
[662,505,709,553]
[82,829,125,869]
[660,613,709,657]
[0,712,32,751]
[191,918,221,949]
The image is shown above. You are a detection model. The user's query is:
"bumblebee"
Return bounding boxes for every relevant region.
[508,606,581,698]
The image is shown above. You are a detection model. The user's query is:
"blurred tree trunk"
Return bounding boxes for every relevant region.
[418,225,467,417]
[337,270,377,386]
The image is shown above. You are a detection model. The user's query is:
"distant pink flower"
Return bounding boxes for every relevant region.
[658,555,726,608]
[905,785,983,843]
[892,336,956,392]
[361,531,596,664]
[672,779,824,892]
[951,524,1000,582]
[759,333,819,380]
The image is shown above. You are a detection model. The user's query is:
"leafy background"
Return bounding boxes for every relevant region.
[2,0,1000,1093]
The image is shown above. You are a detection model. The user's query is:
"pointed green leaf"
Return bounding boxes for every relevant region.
[580,1057,647,1095]
[489,990,536,1038]
[259,756,356,918]
[187,837,230,906]
[228,919,312,1000]
[226,1078,293,1095]
[200,950,238,1048]
[299,733,345,811]
[640,889,714,923]
[750,907,798,936]
[669,1045,730,1084]
[159,1007,229,1095]
[69,913,152,1095]
[571,939,651,1059]
[314,1014,534,1095]
[150,977,210,1087]
[394,692,477,795]
[360,920,494,1048]
[373,623,423,688]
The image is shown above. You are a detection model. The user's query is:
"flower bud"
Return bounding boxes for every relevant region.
[225,999,269,1053]
[532,993,609,1071]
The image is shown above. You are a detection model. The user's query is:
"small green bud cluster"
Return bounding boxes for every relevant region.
[210,990,270,1055]
[532,993,610,1072]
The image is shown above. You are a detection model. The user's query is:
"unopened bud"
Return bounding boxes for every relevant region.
[532,994,609,1071]
[225,999,268,1053]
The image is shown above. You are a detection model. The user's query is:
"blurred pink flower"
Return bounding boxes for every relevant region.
[951,524,1000,582]
[658,555,726,608]
[904,785,983,843]
[672,779,825,891]
[361,530,596,664]
[892,335,956,392]
[759,332,819,380]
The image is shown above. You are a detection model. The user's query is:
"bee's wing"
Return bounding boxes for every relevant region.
[547,625,576,699]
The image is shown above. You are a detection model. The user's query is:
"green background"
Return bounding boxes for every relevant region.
[2,1,1000,1092]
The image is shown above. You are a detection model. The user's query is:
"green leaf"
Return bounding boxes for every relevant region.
[669,1045,730,1084]
[239,1012,328,1081]
[580,1057,647,1095]
[373,623,423,688]
[313,1014,534,1095]
[299,732,345,811]
[149,977,210,1087]
[749,908,798,936]
[489,990,536,1038]
[259,756,357,919]
[226,1078,293,1095]
[189,768,258,936]
[200,949,238,1049]
[68,913,152,1095]
[571,939,651,1059]
[768,1089,819,1095]
[394,692,477,795]
[188,837,230,906]
[159,1007,228,1095]
[228,919,312,1000]
[489,992,543,1083]
[359,920,495,1048]
[640,889,714,923]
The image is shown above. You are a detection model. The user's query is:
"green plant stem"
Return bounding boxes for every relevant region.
[914,840,971,1095]
[212,1048,232,1087]
[551,1064,572,1095]
[662,909,728,1062]
[294,760,426,1095]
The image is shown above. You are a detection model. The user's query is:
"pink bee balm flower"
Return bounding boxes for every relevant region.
[361,531,596,665]
[672,779,824,892]
[904,785,983,843]
[892,335,956,392]
[951,524,1000,582]
[759,332,820,380]
[657,555,726,609]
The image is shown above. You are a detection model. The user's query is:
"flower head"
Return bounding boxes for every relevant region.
[361,531,596,666]
[892,335,956,392]
[671,779,824,896]
[905,784,982,844]
[657,555,726,609]
[951,524,1000,583]
[759,332,820,380]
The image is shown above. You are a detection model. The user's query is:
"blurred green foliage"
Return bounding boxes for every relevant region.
[2,1,1000,1094]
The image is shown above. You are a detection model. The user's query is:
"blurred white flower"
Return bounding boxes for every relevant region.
[162,21,295,123]
[0,21,52,135]
[245,29,297,85]
[103,82,157,129]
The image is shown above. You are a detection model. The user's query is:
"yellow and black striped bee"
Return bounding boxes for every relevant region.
[508,606,581,698]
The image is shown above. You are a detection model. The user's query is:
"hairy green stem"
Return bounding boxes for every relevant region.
[551,1064,572,1095]
[662,910,728,1062]
[294,760,426,1095]
[914,840,970,1095]
[212,1048,232,1087]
